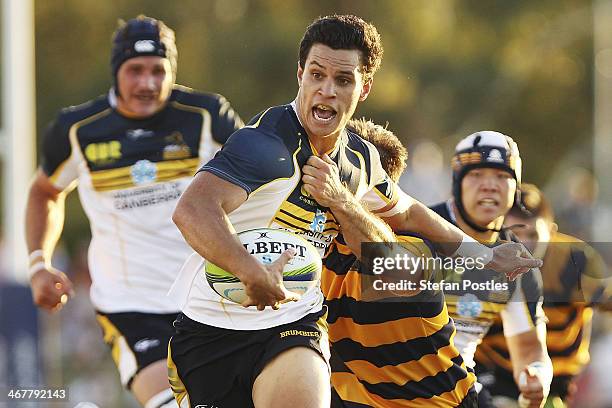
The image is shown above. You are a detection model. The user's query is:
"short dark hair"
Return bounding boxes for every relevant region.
[299,15,383,82]
[348,118,407,182]
[509,183,555,224]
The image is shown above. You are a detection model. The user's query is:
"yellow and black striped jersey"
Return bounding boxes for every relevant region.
[475,232,608,398]
[322,233,476,407]
[41,85,242,313]
[173,102,410,330]
[430,201,545,370]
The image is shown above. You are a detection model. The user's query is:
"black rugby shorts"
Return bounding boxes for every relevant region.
[95,311,178,388]
[168,308,329,408]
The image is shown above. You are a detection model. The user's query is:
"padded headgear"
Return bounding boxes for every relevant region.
[111,15,177,91]
[451,131,522,232]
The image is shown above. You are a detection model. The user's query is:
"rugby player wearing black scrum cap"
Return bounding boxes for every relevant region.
[25,15,242,407]
[430,131,553,408]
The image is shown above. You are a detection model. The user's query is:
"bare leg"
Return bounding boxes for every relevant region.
[252,347,330,408]
[131,360,174,407]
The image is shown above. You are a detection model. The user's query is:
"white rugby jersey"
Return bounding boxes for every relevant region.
[171,103,411,330]
[41,86,242,313]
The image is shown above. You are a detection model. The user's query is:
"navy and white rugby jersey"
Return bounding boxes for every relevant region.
[176,103,411,330]
[41,85,242,313]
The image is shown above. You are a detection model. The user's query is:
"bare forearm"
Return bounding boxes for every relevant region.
[172,173,268,280]
[508,324,551,382]
[25,185,65,259]
[512,350,550,382]
[386,201,464,255]
[172,188,261,281]
[301,155,393,257]
[329,192,394,258]
[26,182,75,307]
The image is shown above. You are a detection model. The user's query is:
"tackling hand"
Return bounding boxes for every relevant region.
[488,242,543,280]
[301,154,350,208]
[517,364,548,408]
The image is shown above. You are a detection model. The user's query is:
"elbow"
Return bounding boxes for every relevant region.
[386,201,419,232]
[28,177,62,203]
[404,202,427,232]
[171,208,181,230]
[172,198,190,234]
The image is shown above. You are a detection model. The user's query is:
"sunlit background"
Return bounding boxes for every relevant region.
[1,0,611,406]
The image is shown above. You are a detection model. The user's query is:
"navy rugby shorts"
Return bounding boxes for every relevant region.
[168,308,329,408]
[95,311,178,388]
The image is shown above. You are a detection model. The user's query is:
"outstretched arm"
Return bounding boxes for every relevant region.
[302,155,541,277]
[384,200,541,278]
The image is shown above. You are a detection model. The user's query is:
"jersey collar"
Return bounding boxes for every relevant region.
[289,99,347,158]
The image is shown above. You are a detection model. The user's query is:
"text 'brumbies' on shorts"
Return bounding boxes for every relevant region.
[168,307,329,408]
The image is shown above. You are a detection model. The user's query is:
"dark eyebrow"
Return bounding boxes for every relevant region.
[310,61,326,69]
[310,60,355,77]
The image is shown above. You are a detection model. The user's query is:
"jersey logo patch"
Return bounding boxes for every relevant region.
[163,131,192,160]
[134,40,156,53]
[309,210,327,233]
[131,159,157,185]
[457,293,483,318]
[84,141,122,165]
[126,128,154,140]
[487,149,504,162]
[133,338,160,353]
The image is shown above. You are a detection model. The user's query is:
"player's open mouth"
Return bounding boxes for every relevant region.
[477,198,499,207]
[135,94,157,102]
[312,104,337,122]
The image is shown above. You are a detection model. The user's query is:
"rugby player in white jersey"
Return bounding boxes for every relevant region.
[25,16,242,408]
[169,15,542,408]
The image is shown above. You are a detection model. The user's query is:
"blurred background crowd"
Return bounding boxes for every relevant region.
[0,0,610,406]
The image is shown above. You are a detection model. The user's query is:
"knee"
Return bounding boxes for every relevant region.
[253,347,330,408]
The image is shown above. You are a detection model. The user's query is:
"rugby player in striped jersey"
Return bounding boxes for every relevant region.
[430,132,553,408]
[323,118,478,407]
